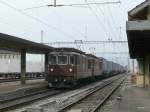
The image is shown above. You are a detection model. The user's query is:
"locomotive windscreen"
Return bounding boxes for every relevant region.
[49,55,57,65]
[49,53,77,65]
[70,56,74,65]
[58,56,68,65]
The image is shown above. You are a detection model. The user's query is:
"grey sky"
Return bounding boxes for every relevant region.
[0,0,145,65]
[0,0,143,42]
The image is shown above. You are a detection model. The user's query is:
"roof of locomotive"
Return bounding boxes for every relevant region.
[53,47,85,54]
[53,47,103,60]
[86,54,100,59]
[86,54,105,62]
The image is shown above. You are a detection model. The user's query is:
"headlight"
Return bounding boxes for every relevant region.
[50,68,54,72]
[63,79,66,82]
[69,68,73,72]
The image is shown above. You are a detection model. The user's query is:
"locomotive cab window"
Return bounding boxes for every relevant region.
[58,56,68,65]
[70,56,74,65]
[49,55,57,65]
[88,60,91,69]
[99,62,102,69]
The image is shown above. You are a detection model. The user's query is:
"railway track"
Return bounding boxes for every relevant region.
[0,74,125,112]
[0,77,45,83]
[0,72,45,83]
[57,75,125,112]
[0,89,65,112]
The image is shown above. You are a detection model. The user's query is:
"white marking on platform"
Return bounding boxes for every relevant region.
[136,106,145,109]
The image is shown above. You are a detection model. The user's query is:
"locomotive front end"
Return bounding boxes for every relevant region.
[46,53,76,88]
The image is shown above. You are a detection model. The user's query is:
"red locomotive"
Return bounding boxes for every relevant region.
[46,47,125,88]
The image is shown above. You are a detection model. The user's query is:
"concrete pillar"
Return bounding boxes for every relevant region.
[137,59,145,75]
[21,50,26,84]
[45,53,49,75]
[137,58,145,87]
[145,55,150,85]
[147,6,150,20]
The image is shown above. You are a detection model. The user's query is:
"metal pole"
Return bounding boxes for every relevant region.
[127,55,130,73]
[21,50,26,84]
[45,53,49,75]
[41,30,44,72]
[41,30,43,44]
[132,59,134,73]
[54,0,56,7]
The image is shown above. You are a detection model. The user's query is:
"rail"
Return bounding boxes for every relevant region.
[0,72,45,83]
[0,88,65,111]
[58,75,125,112]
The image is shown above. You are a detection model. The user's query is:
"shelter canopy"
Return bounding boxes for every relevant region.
[0,33,53,54]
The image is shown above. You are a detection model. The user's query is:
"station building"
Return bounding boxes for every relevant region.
[127,0,150,86]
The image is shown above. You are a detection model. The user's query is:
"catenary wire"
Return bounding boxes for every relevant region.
[0,0,77,40]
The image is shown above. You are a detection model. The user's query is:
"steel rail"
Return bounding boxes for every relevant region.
[58,75,125,112]
[0,77,45,83]
[92,77,125,112]
[0,89,65,111]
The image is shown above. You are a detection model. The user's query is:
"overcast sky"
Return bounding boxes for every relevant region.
[0,0,145,65]
[0,0,144,42]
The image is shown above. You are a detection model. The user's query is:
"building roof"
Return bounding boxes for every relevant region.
[0,33,54,54]
[128,0,150,20]
[127,0,150,58]
[127,28,150,58]
[0,50,19,55]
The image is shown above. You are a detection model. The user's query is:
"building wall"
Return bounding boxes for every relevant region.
[0,53,43,73]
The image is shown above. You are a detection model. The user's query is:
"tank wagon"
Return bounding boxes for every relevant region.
[46,48,125,88]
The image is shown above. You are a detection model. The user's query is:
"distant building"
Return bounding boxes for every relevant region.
[0,50,43,73]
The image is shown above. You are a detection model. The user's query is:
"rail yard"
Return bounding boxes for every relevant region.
[1,74,125,112]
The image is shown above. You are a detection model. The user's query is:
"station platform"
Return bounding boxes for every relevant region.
[112,75,150,112]
[0,79,47,94]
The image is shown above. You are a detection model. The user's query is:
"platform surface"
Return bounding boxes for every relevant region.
[0,79,47,94]
[112,76,150,112]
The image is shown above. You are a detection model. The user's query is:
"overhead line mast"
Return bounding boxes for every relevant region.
[54,0,56,7]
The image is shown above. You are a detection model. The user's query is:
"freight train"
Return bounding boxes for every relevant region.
[46,48,126,88]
